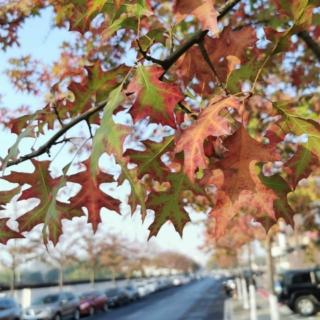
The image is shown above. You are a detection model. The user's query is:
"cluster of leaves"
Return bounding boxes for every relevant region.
[1,0,320,247]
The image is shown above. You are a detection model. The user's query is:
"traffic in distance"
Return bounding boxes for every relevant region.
[0,273,208,320]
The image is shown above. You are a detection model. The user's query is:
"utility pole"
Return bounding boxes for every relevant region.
[248,243,257,320]
[266,233,279,320]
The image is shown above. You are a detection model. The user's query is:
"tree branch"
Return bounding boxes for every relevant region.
[298,30,320,62]
[141,0,242,76]
[5,99,109,168]
[4,0,242,169]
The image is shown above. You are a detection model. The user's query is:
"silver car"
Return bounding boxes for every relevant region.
[23,292,79,320]
[0,297,21,320]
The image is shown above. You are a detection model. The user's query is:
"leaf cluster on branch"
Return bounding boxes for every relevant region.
[0,0,320,247]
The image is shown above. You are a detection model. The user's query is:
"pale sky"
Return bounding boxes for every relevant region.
[0,8,209,265]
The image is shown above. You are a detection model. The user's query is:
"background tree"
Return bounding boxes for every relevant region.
[0,238,38,294]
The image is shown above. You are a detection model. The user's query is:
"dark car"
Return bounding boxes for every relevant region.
[78,291,108,316]
[105,288,129,308]
[0,297,21,320]
[277,268,320,316]
[23,292,80,320]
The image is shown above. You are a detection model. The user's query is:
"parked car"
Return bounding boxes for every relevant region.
[155,278,172,291]
[123,285,139,302]
[23,292,80,320]
[105,288,128,308]
[0,297,21,320]
[135,282,149,298]
[78,291,108,316]
[277,268,320,316]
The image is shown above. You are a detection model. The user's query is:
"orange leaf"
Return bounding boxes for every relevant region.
[175,96,240,181]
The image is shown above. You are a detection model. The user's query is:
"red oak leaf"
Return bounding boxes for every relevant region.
[67,159,120,231]
[4,160,82,244]
[216,125,281,201]
[0,218,23,244]
[127,66,184,127]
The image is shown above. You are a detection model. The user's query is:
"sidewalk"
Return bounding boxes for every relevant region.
[229,289,320,320]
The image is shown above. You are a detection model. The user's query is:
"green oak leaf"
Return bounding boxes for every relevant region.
[147,171,205,238]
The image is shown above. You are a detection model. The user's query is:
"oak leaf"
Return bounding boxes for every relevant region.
[124,136,174,180]
[175,26,256,94]
[176,96,240,181]
[67,159,121,231]
[277,102,320,159]
[90,87,146,218]
[0,187,21,210]
[216,125,281,201]
[127,66,184,128]
[147,172,204,238]
[174,0,219,35]
[0,218,23,244]
[4,160,82,244]
[66,64,129,116]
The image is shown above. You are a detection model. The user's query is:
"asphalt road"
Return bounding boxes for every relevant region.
[89,278,226,320]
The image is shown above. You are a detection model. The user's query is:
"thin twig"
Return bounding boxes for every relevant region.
[52,105,64,127]
[198,41,224,90]
[178,102,197,119]
[86,119,94,139]
[6,98,108,168]
[136,39,165,67]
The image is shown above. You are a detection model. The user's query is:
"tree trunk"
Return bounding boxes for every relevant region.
[111,267,117,287]
[59,265,64,291]
[90,266,96,288]
[10,265,16,296]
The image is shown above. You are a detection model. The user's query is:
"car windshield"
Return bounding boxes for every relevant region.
[80,292,96,299]
[106,289,119,295]
[33,294,59,305]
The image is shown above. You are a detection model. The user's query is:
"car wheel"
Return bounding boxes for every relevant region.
[53,313,61,320]
[89,307,95,316]
[73,309,80,320]
[294,296,316,316]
